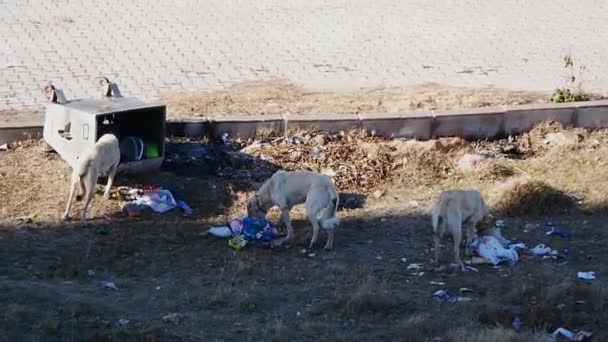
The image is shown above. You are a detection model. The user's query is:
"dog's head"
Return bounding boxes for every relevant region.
[247,194,267,219]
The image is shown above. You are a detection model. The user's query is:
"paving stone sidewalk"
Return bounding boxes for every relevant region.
[1,0,607,118]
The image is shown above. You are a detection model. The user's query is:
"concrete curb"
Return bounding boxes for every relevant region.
[2,100,608,145]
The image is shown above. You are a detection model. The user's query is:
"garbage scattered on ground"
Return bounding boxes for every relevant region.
[0,143,8,151]
[116,319,129,327]
[429,281,445,286]
[120,187,192,216]
[545,222,572,238]
[229,235,248,250]
[550,327,593,341]
[530,244,553,256]
[432,290,473,303]
[472,235,519,266]
[162,312,186,325]
[577,271,596,280]
[101,281,119,290]
[206,217,282,250]
[176,200,193,216]
[206,226,233,238]
[459,287,473,293]
[509,242,527,250]
[512,316,522,332]
[87,269,96,277]
[407,263,421,270]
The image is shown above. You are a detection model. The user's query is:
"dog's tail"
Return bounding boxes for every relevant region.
[320,186,340,230]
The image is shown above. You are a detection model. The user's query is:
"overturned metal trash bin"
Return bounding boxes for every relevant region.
[43,78,166,173]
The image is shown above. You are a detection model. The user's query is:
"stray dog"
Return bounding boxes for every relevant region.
[247,170,340,250]
[62,134,120,225]
[431,189,491,270]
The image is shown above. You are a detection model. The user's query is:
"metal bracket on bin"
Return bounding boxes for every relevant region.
[99,77,123,98]
[43,83,68,104]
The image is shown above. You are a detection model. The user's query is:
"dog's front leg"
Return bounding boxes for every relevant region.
[280,207,294,242]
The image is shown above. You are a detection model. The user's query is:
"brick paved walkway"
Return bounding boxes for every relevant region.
[1,0,607,114]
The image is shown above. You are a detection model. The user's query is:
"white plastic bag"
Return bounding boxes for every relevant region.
[475,236,519,265]
[207,226,233,238]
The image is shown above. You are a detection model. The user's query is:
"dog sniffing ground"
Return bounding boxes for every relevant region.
[1,122,607,341]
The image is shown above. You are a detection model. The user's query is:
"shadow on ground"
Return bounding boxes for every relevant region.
[1,205,607,341]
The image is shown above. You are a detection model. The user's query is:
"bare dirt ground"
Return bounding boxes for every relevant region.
[163,80,550,118]
[1,81,551,125]
[1,123,607,341]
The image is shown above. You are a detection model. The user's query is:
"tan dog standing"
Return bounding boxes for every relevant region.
[62,134,120,225]
[247,170,340,250]
[431,189,491,270]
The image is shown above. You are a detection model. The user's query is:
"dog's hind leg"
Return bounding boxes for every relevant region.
[433,233,441,264]
[279,207,295,242]
[309,217,321,250]
[61,174,80,221]
[323,227,334,250]
[80,172,97,226]
[103,163,118,200]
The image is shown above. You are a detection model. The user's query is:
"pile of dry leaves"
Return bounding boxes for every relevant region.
[238,130,394,192]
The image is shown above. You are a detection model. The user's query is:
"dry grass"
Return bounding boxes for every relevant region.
[3,122,608,340]
[491,178,576,216]
[0,140,231,224]
[162,80,547,118]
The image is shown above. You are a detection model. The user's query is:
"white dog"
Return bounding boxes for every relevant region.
[431,189,491,270]
[62,134,120,225]
[247,170,340,250]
